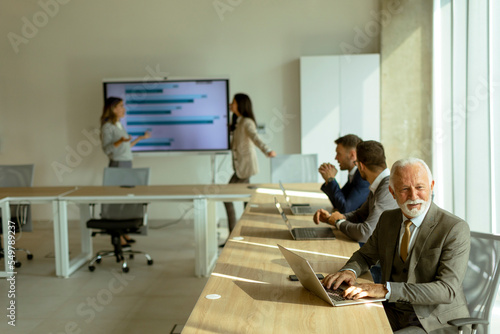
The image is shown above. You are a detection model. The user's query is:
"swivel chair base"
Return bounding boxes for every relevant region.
[0,247,33,268]
[88,247,153,273]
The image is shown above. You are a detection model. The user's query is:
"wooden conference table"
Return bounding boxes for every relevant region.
[0,184,254,278]
[183,184,392,333]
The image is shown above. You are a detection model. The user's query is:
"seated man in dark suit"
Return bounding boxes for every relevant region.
[314,140,398,244]
[322,158,471,333]
[319,134,370,213]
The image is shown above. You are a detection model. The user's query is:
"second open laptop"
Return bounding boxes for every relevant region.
[274,197,336,240]
[277,244,386,306]
[278,181,323,215]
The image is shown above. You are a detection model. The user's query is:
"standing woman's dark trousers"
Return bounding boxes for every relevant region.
[224,173,250,232]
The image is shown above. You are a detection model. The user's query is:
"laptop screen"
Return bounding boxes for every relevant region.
[279,181,293,207]
[274,197,294,232]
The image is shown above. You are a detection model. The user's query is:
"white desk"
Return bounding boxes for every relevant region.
[57,184,254,278]
[0,187,77,278]
[1,184,253,278]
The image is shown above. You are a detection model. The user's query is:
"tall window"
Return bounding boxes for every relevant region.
[433,0,500,233]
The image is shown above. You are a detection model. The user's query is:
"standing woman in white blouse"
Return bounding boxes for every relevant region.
[224,93,276,236]
[100,97,150,168]
[100,97,150,246]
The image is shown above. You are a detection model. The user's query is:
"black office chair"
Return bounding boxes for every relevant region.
[87,167,153,273]
[0,164,35,268]
[447,231,500,334]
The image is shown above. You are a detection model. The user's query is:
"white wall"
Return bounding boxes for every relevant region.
[0,0,380,219]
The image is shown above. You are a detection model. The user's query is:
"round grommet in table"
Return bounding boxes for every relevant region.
[205,294,221,300]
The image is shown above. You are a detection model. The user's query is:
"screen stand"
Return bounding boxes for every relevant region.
[210,152,230,184]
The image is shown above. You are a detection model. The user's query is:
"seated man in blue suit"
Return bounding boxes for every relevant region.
[314,141,398,284]
[319,134,370,213]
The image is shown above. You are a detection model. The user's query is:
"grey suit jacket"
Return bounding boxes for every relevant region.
[341,203,471,333]
[341,175,398,243]
[231,117,270,179]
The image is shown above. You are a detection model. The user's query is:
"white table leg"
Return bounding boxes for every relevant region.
[63,203,93,277]
[78,204,92,258]
[193,198,217,277]
[52,200,62,277]
[54,201,93,278]
[1,200,14,278]
[55,200,70,278]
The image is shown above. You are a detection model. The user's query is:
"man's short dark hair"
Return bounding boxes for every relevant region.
[356,140,387,171]
[334,134,363,150]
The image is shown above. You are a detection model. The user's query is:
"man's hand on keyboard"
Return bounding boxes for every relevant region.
[344,283,388,300]
[322,270,356,290]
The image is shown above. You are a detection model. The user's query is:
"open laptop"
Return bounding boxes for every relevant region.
[277,244,386,306]
[274,197,336,240]
[279,181,322,215]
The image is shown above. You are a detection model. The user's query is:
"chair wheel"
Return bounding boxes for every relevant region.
[122,266,129,273]
[147,259,153,265]
[96,258,102,264]
[14,261,21,268]
[27,254,34,260]
[129,254,134,259]
[89,266,95,272]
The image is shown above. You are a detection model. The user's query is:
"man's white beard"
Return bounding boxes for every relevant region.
[400,199,431,218]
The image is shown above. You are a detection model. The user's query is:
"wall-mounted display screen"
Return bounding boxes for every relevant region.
[103,78,230,152]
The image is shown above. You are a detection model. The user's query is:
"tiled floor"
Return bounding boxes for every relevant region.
[0,219,210,334]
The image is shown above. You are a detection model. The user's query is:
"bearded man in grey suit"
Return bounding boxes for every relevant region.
[322,158,470,333]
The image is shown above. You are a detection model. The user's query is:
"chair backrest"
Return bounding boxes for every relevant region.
[0,164,34,187]
[463,231,500,334]
[270,154,318,183]
[0,164,34,232]
[101,167,150,220]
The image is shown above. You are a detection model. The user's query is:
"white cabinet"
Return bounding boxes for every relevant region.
[300,54,380,184]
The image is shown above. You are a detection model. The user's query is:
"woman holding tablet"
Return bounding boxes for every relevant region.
[223,93,276,241]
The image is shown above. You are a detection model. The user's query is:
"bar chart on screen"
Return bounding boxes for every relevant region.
[103,78,230,152]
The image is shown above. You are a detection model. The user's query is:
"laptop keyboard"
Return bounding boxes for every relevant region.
[325,287,346,302]
[294,229,317,238]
